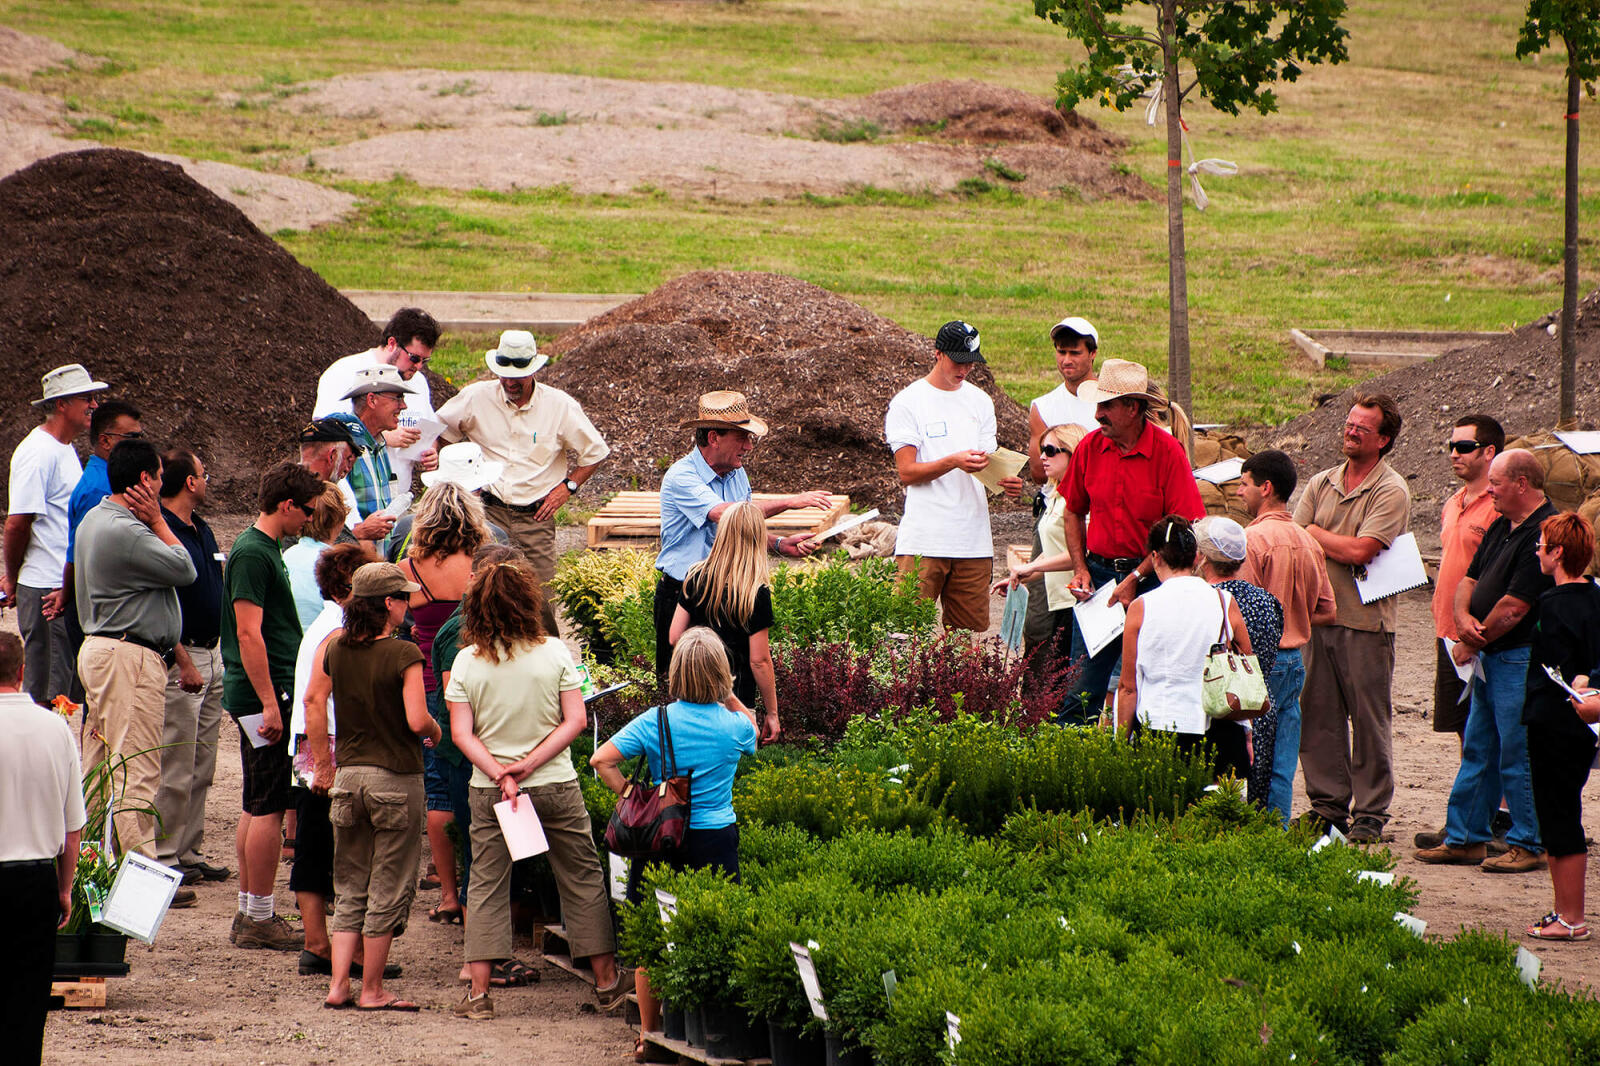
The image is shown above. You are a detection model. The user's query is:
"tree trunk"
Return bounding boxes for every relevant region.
[1559,59,1580,427]
[1161,0,1194,437]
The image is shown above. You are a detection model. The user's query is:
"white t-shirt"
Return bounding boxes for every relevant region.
[7,426,83,588]
[885,378,996,559]
[312,348,436,488]
[0,691,86,861]
[1031,382,1099,432]
[291,600,344,748]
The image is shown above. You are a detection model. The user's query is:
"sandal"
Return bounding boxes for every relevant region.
[487,958,540,987]
[1528,911,1591,941]
[428,905,464,925]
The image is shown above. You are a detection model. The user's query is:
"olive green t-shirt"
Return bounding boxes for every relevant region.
[221,526,303,717]
[325,636,427,775]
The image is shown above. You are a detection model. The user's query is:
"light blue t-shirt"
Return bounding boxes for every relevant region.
[282,536,330,632]
[607,700,757,829]
[654,449,751,581]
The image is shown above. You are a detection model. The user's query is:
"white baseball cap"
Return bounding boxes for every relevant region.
[1050,317,1100,346]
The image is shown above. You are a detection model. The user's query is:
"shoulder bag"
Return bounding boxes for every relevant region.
[1201,588,1270,722]
[603,707,693,859]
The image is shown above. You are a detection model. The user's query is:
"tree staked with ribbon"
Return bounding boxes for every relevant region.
[1033,0,1348,426]
[1517,1,1600,428]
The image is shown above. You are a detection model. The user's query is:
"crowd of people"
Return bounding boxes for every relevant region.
[4,306,1598,1059]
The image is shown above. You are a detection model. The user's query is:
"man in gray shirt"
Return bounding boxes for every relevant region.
[75,439,196,870]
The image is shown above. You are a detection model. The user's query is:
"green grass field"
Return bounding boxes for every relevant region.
[3,0,1595,423]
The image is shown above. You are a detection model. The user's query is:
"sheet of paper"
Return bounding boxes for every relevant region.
[806,508,880,543]
[1193,457,1244,484]
[1443,638,1484,692]
[235,712,272,749]
[607,852,629,903]
[1355,532,1429,604]
[1073,581,1126,658]
[972,447,1028,496]
[100,851,182,943]
[378,491,413,519]
[789,942,829,1021]
[999,584,1028,653]
[395,414,446,461]
[1553,430,1600,455]
[493,796,549,861]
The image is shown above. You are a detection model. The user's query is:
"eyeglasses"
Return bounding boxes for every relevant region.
[1040,444,1073,458]
[292,501,316,519]
[396,345,430,366]
[1343,422,1377,437]
[1447,440,1486,455]
[190,472,209,483]
[1536,541,1551,553]
[491,351,536,369]
[103,430,145,442]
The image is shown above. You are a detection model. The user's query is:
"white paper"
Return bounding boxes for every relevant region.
[1356,532,1429,604]
[235,712,272,749]
[1193,457,1244,484]
[1356,870,1395,886]
[807,508,880,543]
[789,942,829,1022]
[1515,945,1541,987]
[1443,638,1484,692]
[608,852,629,903]
[493,797,549,861]
[100,851,182,943]
[378,491,413,518]
[945,1011,962,1051]
[1539,665,1600,736]
[1394,912,1427,937]
[1554,430,1600,455]
[396,415,446,461]
[1073,581,1126,657]
[1310,823,1348,854]
[999,584,1028,653]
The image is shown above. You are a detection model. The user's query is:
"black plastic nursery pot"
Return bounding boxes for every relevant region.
[53,932,82,967]
[683,1004,706,1047]
[83,931,128,964]
[825,1031,871,1066]
[768,1019,826,1066]
[661,1002,686,1042]
[702,1002,768,1060]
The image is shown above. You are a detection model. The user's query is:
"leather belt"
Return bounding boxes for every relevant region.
[1087,551,1143,573]
[0,858,54,870]
[183,637,220,650]
[482,491,546,515]
[96,630,177,666]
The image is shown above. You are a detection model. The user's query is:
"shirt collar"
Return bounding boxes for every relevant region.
[1091,418,1157,458]
[1247,509,1293,527]
[688,447,736,485]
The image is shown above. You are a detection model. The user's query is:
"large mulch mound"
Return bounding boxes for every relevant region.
[849,79,1127,153]
[541,271,1032,512]
[0,148,443,512]
[1262,288,1600,527]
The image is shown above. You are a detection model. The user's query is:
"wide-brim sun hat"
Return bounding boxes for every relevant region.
[1075,358,1167,408]
[421,441,504,492]
[485,329,548,378]
[678,390,770,437]
[32,363,110,408]
[341,363,418,400]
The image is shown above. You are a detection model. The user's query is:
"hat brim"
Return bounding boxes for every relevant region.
[341,382,418,400]
[486,351,547,378]
[420,459,504,492]
[937,349,985,364]
[678,416,770,437]
[1075,380,1165,408]
[32,381,109,407]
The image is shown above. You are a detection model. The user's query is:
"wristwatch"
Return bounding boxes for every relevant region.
[563,478,580,494]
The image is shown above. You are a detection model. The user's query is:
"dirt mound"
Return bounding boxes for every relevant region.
[542,271,1031,511]
[0,148,406,512]
[851,79,1127,153]
[1262,289,1600,534]
[0,26,88,78]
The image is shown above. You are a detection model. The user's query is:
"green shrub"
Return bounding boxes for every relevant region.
[598,572,657,666]
[646,868,756,1009]
[549,549,657,661]
[734,871,875,1033]
[734,763,945,840]
[769,555,937,650]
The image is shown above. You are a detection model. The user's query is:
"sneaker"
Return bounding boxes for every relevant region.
[236,913,306,951]
[596,969,635,1012]
[1481,845,1546,874]
[170,887,198,908]
[1413,825,1447,849]
[1347,817,1390,845]
[453,991,494,1021]
[1415,842,1487,865]
[230,911,245,945]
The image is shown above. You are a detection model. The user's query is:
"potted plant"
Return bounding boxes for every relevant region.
[57,740,159,969]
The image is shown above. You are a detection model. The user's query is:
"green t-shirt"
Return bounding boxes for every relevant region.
[221,525,304,717]
[429,608,465,766]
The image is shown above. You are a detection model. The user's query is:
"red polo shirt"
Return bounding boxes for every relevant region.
[1062,420,1204,559]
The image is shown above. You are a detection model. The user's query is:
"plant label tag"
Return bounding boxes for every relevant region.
[945,1011,962,1051]
[999,584,1027,653]
[882,970,898,1006]
[100,851,183,944]
[84,882,104,923]
[1356,870,1395,886]
[1515,946,1541,987]
[1310,823,1347,854]
[655,889,678,952]
[608,852,628,903]
[1394,912,1427,938]
[789,942,829,1021]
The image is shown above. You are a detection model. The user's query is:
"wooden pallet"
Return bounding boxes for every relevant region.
[51,976,107,1009]
[638,1029,771,1066]
[1006,543,1033,572]
[586,493,850,550]
[534,923,596,986]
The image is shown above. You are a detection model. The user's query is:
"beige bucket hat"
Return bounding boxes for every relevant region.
[32,363,109,408]
[679,391,770,437]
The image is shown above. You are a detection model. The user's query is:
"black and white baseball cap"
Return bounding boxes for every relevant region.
[934,320,984,364]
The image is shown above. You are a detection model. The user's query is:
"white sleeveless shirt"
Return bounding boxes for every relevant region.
[1134,575,1231,735]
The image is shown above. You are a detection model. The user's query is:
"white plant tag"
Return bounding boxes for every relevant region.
[1356,870,1395,886]
[1515,946,1541,987]
[945,1011,962,1052]
[608,852,628,903]
[1394,912,1427,937]
[789,942,829,1021]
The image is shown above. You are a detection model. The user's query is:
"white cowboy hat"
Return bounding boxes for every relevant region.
[1075,358,1167,408]
[485,330,547,378]
[421,441,504,492]
[678,390,770,437]
[32,363,109,408]
[341,363,417,400]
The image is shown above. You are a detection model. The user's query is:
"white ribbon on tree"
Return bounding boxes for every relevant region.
[1119,66,1238,211]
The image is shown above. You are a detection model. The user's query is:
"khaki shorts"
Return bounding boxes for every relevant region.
[896,555,992,634]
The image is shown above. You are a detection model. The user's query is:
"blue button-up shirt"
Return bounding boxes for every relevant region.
[66,455,111,565]
[654,448,751,581]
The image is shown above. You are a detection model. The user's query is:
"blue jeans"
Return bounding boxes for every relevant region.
[1444,645,1542,851]
[1061,557,1152,725]
[1265,646,1305,827]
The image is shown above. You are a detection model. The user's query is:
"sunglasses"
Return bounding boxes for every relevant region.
[1040,444,1073,458]
[492,351,537,369]
[292,500,316,519]
[1446,440,1486,455]
[396,345,430,366]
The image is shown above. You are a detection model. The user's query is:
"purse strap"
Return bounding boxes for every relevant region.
[1213,587,1230,647]
[656,706,680,781]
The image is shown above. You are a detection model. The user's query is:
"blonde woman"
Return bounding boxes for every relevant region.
[668,501,777,741]
[284,481,353,630]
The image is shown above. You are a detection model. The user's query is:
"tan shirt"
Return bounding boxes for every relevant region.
[1240,510,1336,649]
[1292,458,1411,633]
[436,380,610,506]
[443,637,582,790]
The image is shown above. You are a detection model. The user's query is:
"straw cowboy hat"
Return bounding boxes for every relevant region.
[32,363,109,408]
[485,330,548,378]
[679,390,769,437]
[1075,358,1168,408]
[421,441,504,492]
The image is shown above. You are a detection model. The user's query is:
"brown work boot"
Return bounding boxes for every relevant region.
[1480,846,1546,874]
[1415,842,1486,865]
[236,913,306,951]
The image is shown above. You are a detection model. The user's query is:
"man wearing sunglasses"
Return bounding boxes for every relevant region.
[435,330,610,636]
[313,307,442,488]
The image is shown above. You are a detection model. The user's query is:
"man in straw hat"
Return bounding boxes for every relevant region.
[887,320,1025,635]
[5,363,106,707]
[654,390,833,677]
[436,330,609,636]
[329,364,420,556]
[1058,357,1204,722]
[314,307,443,488]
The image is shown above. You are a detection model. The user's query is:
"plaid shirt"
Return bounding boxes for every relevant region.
[335,415,396,552]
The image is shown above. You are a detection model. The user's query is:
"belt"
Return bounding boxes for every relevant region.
[482,491,547,515]
[183,637,220,650]
[98,630,177,666]
[1087,551,1143,573]
[0,858,55,870]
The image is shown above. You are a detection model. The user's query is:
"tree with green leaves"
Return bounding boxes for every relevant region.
[1517,1,1600,427]
[1033,0,1348,421]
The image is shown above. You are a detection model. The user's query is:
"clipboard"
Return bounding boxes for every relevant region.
[972,447,1028,496]
[1354,532,1428,604]
[1073,581,1126,657]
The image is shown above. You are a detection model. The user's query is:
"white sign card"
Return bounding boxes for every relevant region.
[1309,823,1348,854]
[1394,912,1427,938]
[608,852,629,903]
[1515,946,1541,988]
[1355,870,1395,887]
[1193,457,1245,484]
[1073,581,1126,657]
[656,889,679,953]
[999,584,1028,654]
[1553,430,1600,455]
[789,942,829,1022]
[945,1011,962,1052]
[493,796,549,861]
[882,970,898,1007]
[100,851,182,943]
[1355,532,1428,604]
[235,712,272,749]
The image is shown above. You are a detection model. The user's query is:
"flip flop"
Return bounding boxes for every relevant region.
[357,998,421,1012]
[428,905,464,925]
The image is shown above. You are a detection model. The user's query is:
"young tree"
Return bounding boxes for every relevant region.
[1034,0,1348,420]
[1516,1,1600,427]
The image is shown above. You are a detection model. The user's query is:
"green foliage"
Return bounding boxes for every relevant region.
[813,118,881,143]
[982,156,1026,182]
[548,548,658,660]
[768,554,938,650]
[1516,0,1600,85]
[734,763,945,840]
[645,867,756,1008]
[598,575,658,666]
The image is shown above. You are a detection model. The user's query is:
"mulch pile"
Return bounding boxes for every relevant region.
[542,270,1031,513]
[1262,287,1600,532]
[0,148,450,513]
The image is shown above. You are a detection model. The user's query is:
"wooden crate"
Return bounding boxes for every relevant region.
[587,493,850,550]
[51,976,106,1009]
[534,922,595,986]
